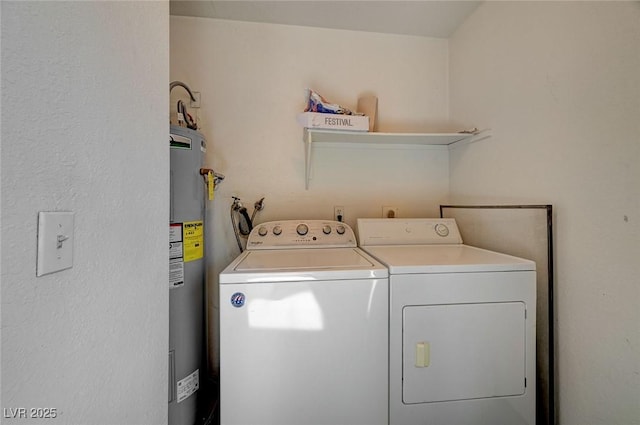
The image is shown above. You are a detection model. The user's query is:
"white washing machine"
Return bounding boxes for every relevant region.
[219,220,389,425]
[358,218,536,425]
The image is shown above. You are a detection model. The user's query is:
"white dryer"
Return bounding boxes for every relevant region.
[219,220,388,425]
[358,218,536,425]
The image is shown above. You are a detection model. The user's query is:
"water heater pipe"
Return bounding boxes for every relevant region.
[170,81,197,101]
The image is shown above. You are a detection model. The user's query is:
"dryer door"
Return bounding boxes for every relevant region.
[402,302,526,404]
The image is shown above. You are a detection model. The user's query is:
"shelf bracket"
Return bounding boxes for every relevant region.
[304,128,313,190]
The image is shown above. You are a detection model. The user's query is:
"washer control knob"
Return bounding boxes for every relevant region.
[272,226,282,236]
[257,226,268,236]
[296,224,309,236]
[336,224,346,235]
[435,223,450,237]
[322,225,332,235]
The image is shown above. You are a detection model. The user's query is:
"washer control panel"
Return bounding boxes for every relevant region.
[247,220,356,250]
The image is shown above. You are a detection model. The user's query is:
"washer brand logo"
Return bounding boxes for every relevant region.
[230,292,245,308]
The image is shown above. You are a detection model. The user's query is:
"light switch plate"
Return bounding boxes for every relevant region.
[36,211,75,277]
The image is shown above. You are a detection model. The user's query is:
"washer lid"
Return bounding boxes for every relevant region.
[362,244,535,274]
[220,247,388,283]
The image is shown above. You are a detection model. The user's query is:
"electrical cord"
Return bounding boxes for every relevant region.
[170,81,198,130]
[176,100,198,130]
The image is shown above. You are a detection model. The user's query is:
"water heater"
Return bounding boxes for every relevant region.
[169,125,206,425]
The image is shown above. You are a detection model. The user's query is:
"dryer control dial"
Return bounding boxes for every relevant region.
[322,225,332,235]
[434,223,450,237]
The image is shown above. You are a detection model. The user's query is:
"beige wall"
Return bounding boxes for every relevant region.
[450,2,640,424]
[171,3,640,423]
[170,16,454,372]
[1,2,169,423]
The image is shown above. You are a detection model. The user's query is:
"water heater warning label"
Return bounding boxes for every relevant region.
[183,221,203,262]
[177,369,199,403]
[169,258,184,288]
[170,224,184,288]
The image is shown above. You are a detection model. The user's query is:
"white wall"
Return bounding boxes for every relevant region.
[1,2,169,424]
[449,2,640,424]
[170,17,452,372]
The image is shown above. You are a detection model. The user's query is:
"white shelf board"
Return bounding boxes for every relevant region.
[305,129,474,145]
[302,128,484,189]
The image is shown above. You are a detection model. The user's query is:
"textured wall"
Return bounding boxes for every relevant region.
[449,2,640,424]
[1,2,169,423]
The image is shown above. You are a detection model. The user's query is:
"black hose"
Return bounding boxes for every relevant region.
[238,208,253,236]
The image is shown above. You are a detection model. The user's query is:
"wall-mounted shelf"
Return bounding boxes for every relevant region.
[303,129,484,189]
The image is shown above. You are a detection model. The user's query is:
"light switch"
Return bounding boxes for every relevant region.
[36,211,75,277]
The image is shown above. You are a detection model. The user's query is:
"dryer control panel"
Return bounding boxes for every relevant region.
[247,220,357,249]
[357,218,463,246]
